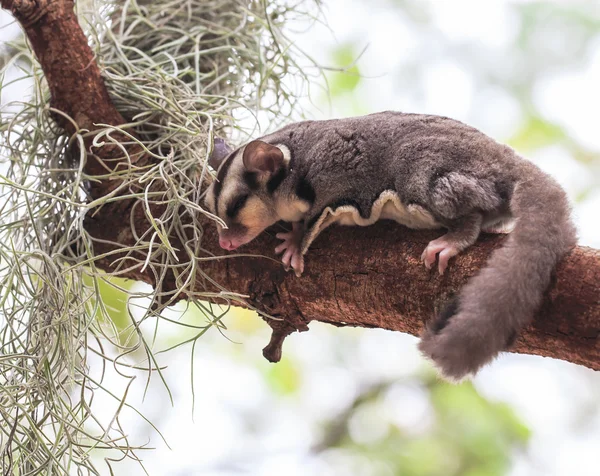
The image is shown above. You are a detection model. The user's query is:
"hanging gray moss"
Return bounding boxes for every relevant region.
[0,1,319,473]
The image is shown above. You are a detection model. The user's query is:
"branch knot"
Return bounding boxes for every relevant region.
[3,0,74,29]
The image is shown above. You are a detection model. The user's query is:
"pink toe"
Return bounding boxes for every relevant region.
[424,253,435,269]
[282,248,294,268]
[422,244,442,269]
[437,247,458,275]
[291,252,304,276]
[422,239,460,273]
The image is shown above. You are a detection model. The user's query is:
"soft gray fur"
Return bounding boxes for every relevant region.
[207,111,577,380]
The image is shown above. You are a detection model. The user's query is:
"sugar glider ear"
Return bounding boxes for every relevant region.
[208,137,233,170]
[242,140,284,174]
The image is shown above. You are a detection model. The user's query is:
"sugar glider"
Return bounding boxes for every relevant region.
[204,112,576,381]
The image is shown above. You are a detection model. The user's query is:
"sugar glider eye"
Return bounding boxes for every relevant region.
[226,194,249,218]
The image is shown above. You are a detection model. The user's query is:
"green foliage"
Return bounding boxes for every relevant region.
[85,274,133,337]
[509,114,567,152]
[322,42,371,116]
[329,44,362,93]
[265,356,302,395]
[319,380,530,476]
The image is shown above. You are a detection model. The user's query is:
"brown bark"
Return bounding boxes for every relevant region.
[4,0,599,372]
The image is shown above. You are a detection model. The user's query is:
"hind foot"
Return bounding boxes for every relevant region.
[421,214,483,275]
[421,238,460,275]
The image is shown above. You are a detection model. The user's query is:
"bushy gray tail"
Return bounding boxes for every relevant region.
[419,168,577,381]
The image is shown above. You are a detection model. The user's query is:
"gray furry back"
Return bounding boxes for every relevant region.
[206,110,577,381]
[419,162,577,380]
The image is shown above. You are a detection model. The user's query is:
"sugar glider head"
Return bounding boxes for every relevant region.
[205,140,286,251]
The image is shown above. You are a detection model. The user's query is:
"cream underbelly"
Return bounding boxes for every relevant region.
[301,190,441,254]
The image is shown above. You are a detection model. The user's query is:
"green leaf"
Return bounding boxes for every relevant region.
[509,114,567,151]
[264,356,301,395]
[328,43,362,95]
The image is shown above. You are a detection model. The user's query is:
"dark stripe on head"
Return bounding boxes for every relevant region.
[226,222,249,237]
[243,171,259,190]
[266,167,287,194]
[226,194,249,219]
[296,177,316,204]
[213,149,238,214]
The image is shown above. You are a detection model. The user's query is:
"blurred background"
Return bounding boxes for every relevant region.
[1,0,599,475]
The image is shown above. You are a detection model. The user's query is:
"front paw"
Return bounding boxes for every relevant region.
[275,231,305,276]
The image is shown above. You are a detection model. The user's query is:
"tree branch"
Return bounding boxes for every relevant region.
[4,0,599,372]
[197,224,600,370]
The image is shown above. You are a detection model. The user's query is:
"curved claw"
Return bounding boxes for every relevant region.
[282,247,294,269]
[421,238,459,275]
[290,251,304,277]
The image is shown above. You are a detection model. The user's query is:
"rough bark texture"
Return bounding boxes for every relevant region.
[192,223,600,371]
[4,0,599,372]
